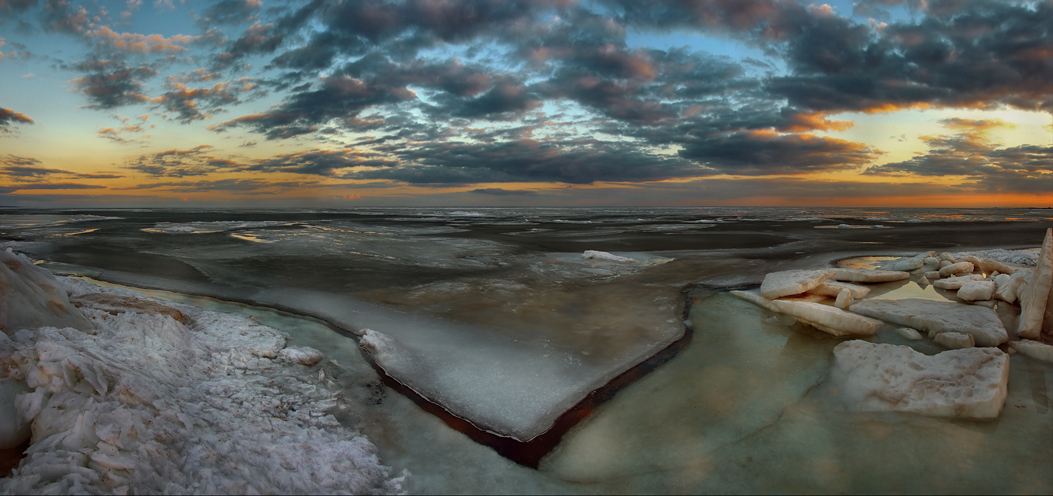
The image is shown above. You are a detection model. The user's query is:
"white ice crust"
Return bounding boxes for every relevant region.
[849,298,1008,346]
[831,341,1008,418]
[0,274,405,495]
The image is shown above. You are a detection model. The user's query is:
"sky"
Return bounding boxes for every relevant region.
[0,0,1050,208]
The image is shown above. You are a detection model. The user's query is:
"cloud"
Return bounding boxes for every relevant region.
[864,119,1052,195]
[197,0,262,27]
[0,106,34,133]
[130,177,309,193]
[86,25,199,53]
[40,0,90,34]
[70,58,158,109]
[246,148,398,176]
[9,182,107,190]
[358,137,707,185]
[97,124,145,143]
[677,130,878,175]
[123,145,239,177]
[1,155,124,180]
[470,188,539,196]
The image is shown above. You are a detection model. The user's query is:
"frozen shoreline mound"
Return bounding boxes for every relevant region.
[0,257,405,494]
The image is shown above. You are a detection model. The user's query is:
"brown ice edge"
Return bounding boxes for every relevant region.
[54,270,697,469]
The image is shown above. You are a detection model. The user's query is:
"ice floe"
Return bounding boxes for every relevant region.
[769,300,881,336]
[759,269,834,299]
[850,298,1008,346]
[831,341,1008,418]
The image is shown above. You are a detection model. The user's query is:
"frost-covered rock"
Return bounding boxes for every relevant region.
[831,341,1008,418]
[934,331,975,349]
[1009,340,1053,363]
[831,268,910,283]
[1018,228,1052,339]
[769,300,882,337]
[811,280,870,299]
[0,249,92,335]
[957,281,995,301]
[759,269,834,299]
[939,262,975,278]
[582,250,634,263]
[932,274,985,290]
[850,298,1007,347]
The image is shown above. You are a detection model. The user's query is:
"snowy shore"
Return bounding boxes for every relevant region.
[0,249,405,494]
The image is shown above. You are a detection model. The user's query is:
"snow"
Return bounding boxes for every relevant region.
[0,271,405,494]
[582,250,634,263]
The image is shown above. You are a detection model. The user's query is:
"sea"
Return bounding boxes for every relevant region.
[2,206,1052,493]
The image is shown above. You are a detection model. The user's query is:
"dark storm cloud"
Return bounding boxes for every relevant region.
[124,145,240,177]
[0,0,36,15]
[769,1,1053,113]
[354,138,707,185]
[246,149,399,176]
[39,0,89,34]
[70,58,159,109]
[678,130,878,175]
[215,54,536,137]
[0,106,34,132]
[131,178,309,193]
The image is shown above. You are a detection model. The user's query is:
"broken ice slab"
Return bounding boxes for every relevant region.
[957,281,995,301]
[1008,340,1053,363]
[831,341,1008,418]
[932,274,985,290]
[831,268,910,283]
[849,298,1008,347]
[251,288,684,442]
[759,269,834,299]
[769,300,882,337]
[811,280,870,299]
[1018,228,1052,339]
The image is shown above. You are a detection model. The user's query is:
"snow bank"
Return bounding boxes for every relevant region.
[0,271,405,494]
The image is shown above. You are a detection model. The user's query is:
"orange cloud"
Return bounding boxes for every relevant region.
[86,26,199,53]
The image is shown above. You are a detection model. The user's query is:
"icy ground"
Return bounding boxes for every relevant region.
[0,276,406,495]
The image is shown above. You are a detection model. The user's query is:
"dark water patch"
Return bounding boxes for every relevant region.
[0,439,29,478]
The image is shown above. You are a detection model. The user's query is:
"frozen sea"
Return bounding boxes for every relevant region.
[2,206,1052,493]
